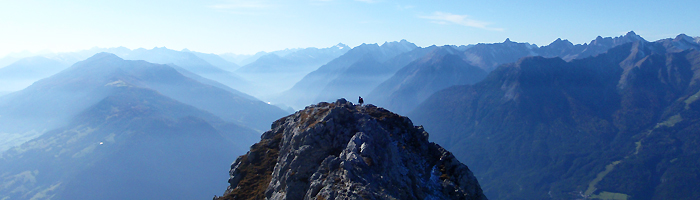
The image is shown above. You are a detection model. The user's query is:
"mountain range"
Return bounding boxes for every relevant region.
[268,32,647,114]
[274,40,418,109]
[367,46,488,114]
[0,52,291,199]
[235,44,350,98]
[0,47,251,96]
[220,47,306,67]
[0,53,287,151]
[409,34,700,199]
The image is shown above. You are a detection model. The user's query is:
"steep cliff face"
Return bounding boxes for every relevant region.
[219,99,486,200]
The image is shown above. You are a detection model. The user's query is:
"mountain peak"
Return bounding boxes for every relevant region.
[547,38,574,47]
[334,43,349,49]
[219,99,486,200]
[84,52,123,62]
[623,30,645,41]
[504,38,512,43]
[674,33,696,43]
[589,32,646,47]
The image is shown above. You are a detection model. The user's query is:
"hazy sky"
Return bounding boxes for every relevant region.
[1,0,698,56]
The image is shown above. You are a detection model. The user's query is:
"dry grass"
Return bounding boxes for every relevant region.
[218,131,284,200]
[296,103,334,129]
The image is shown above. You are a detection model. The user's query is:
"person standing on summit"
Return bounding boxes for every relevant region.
[358,96,364,105]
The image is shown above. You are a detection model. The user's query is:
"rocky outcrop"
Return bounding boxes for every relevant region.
[219,99,486,200]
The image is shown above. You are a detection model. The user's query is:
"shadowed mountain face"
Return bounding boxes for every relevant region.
[218,99,487,200]
[368,46,488,114]
[410,38,700,199]
[275,40,418,109]
[0,86,259,200]
[460,38,539,72]
[314,46,437,107]
[0,53,286,151]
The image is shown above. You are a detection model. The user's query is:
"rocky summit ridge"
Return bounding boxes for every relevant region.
[218,99,486,200]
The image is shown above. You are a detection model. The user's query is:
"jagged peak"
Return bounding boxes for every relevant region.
[547,38,574,47]
[591,35,609,45]
[589,31,646,47]
[334,43,349,49]
[622,30,646,42]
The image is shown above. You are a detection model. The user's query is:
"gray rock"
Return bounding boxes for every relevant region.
[220,98,487,200]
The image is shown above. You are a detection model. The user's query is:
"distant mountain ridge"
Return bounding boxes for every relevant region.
[183,48,241,72]
[0,53,286,151]
[272,32,649,113]
[458,31,647,72]
[234,44,350,97]
[236,43,349,73]
[275,40,418,109]
[0,52,298,199]
[368,46,488,114]
[313,44,437,107]
[0,47,255,97]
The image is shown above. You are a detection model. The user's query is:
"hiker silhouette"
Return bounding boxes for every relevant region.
[358,96,364,105]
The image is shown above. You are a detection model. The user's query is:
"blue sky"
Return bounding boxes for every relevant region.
[1,0,698,56]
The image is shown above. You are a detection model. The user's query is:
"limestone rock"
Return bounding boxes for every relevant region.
[219,99,487,200]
